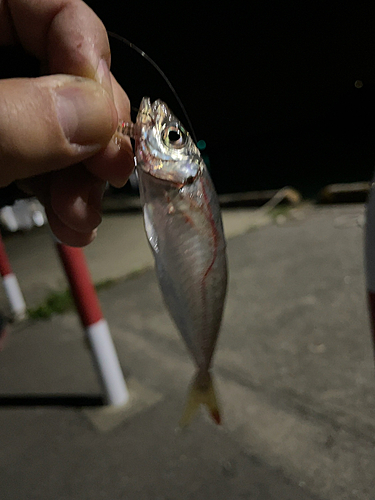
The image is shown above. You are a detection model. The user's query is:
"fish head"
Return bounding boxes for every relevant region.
[135,97,202,185]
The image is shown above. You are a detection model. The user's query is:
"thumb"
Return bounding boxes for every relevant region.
[0,75,118,187]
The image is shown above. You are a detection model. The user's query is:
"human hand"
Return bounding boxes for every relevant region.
[0,0,134,246]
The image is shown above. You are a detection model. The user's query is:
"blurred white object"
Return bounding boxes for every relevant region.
[0,199,46,232]
[129,169,139,192]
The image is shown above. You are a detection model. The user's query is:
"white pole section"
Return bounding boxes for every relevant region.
[55,242,129,407]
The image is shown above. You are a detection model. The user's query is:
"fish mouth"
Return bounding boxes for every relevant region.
[137,97,153,125]
[139,96,152,115]
[138,97,171,126]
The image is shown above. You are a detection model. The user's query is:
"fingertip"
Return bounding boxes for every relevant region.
[95,58,114,101]
[45,203,97,248]
[86,73,135,188]
[82,72,135,187]
[84,138,135,188]
[49,166,104,234]
[111,73,131,118]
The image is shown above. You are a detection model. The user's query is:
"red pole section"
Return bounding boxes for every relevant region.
[56,243,102,327]
[55,242,129,406]
[0,234,12,277]
[0,232,26,320]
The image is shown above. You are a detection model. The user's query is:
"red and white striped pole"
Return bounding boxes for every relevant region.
[365,180,375,353]
[0,232,27,320]
[55,242,129,406]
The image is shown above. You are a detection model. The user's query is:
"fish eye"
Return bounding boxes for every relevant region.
[162,124,187,148]
[168,129,181,142]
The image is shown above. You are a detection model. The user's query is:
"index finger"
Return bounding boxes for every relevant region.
[5,0,111,93]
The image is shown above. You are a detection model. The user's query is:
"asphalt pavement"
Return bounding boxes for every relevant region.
[0,203,373,500]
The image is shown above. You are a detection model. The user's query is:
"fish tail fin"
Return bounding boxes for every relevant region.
[179,371,221,428]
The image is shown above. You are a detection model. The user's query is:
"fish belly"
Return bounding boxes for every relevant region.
[138,167,227,371]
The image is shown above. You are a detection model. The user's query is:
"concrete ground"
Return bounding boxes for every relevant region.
[0,206,270,309]
[0,203,373,499]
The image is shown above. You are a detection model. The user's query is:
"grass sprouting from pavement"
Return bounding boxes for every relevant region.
[27,290,73,319]
[269,205,292,219]
[27,268,149,320]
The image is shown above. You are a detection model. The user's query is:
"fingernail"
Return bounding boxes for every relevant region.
[55,83,117,147]
[96,58,113,99]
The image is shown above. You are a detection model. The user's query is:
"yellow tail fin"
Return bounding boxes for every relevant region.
[179,371,221,428]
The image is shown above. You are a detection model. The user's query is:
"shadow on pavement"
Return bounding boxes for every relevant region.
[0,394,104,407]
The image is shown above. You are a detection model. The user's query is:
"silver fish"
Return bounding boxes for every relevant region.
[120,97,227,426]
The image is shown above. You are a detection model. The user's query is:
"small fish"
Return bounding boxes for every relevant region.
[119,97,228,426]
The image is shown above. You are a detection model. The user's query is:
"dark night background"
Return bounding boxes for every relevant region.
[89,1,375,197]
[3,1,375,197]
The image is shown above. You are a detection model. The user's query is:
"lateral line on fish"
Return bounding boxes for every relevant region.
[201,180,219,285]
[199,179,220,366]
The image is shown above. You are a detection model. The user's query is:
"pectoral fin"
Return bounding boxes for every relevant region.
[143,204,159,253]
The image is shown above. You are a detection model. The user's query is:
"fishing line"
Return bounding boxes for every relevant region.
[107,31,198,144]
